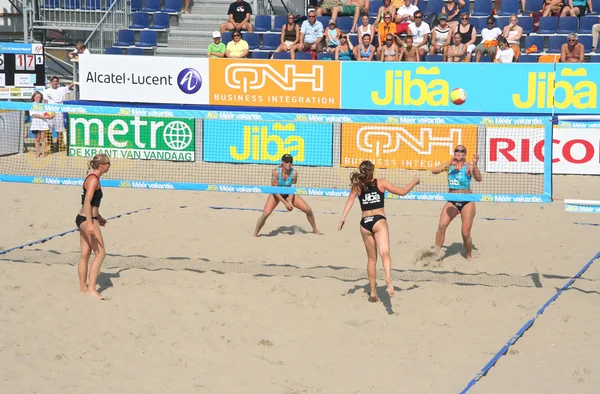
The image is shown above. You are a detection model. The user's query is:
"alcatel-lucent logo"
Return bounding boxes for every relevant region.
[177,68,202,94]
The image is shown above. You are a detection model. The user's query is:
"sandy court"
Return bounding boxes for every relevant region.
[1,176,599,394]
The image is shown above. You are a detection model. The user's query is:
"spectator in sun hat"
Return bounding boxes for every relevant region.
[207,31,226,58]
[430,13,451,56]
[325,19,342,53]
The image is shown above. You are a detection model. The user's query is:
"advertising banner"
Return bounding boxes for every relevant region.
[68,114,196,162]
[208,58,341,109]
[78,55,210,105]
[203,119,333,166]
[341,123,478,170]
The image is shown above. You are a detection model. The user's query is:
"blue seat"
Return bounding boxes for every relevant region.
[499,0,519,16]
[242,32,260,50]
[548,35,567,53]
[317,16,328,28]
[579,17,597,34]
[317,52,334,60]
[64,0,82,9]
[520,16,533,34]
[424,54,444,62]
[525,0,544,13]
[470,17,485,32]
[337,17,354,32]
[273,52,291,59]
[273,15,287,31]
[136,30,157,48]
[163,0,181,13]
[295,52,314,60]
[590,55,600,62]
[425,0,443,16]
[127,47,145,55]
[86,0,101,10]
[472,0,492,16]
[518,54,539,62]
[222,31,233,45]
[43,0,60,8]
[538,17,558,34]
[140,0,161,13]
[251,51,270,59]
[130,0,142,11]
[496,17,510,31]
[558,16,578,34]
[129,12,150,29]
[254,15,272,32]
[579,35,593,53]
[524,35,544,52]
[261,34,280,50]
[370,1,383,18]
[104,47,123,54]
[349,34,358,46]
[114,29,135,46]
[149,12,170,29]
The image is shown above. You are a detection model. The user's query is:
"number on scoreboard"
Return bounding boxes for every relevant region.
[0,54,4,71]
[26,54,35,71]
[15,54,24,71]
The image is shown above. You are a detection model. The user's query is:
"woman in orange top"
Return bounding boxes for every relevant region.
[378,12,397,46]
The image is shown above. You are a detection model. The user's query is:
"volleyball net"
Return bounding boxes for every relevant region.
[0,101,553,203]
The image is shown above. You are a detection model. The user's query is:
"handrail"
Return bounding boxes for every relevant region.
[84,0,123,47]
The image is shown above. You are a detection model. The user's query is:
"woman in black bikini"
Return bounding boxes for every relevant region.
[338,160,420,302]
[76,153,111,299]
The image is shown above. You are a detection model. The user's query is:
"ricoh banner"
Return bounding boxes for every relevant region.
[78,55,210,105]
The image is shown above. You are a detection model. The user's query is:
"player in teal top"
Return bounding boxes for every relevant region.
[431,145,482,261]
[253,154,321,237]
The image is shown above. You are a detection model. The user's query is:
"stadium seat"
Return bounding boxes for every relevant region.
[64,0,82,9]
[370,1,383,18]
[163,0,181,13]
[316,52,334,60]
[349,34,358,46]
[579,35,593,53]
[590,55,600,62]
[579,17,597,34]
[472,0,492,16]
[104,47,123,54]
[86,0,102,10]
[273,52,291,59]
[130,0,142,12]
[129,12,150,29]
[136,30,157,48]
[524,35,544,52]
[254,15,272,32]
[273,15,286,31]
[548,35,567,53]
[251,51,270,59]
[222,31,233,45]
[337,17,354,33]
[424,54,444,62]
[242,32,260,50]
[424,0,443,16]
[149,12,170,29]
[499,0,519,16]
[127,47,145,55]
[43,0,60,8]
[294,52,314,60]
[537,17,558,34]
[113,29,135,47]
[261,34,280,50]
[496,17,510,31]
[518,54,539,62]
[557,16,578,34]
[525,0,544,13]
[470,17,485,32]
[520,16,533,34]
[140,0,161,13]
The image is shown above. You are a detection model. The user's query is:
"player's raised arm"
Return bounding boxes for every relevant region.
[378,177,420,197]
[469,154,482,182]
[431,160,453,175]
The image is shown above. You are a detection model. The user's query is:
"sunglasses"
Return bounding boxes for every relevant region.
[454,149,466,153]
[462,17,469,20]
[415,16,422,19]
[233,34,241,37]
[568,38,576,41]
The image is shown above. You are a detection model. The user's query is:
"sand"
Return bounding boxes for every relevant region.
[1,175,599,394]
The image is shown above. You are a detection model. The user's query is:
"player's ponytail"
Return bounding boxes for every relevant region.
[350,160,375,192]
[88,153,109,171]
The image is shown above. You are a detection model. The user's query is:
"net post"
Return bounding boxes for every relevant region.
[543,116,553,202]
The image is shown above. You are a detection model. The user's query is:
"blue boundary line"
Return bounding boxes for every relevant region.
[0,208,151,257]
[459,249,600,393]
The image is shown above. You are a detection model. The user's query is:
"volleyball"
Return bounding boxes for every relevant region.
[450,88,467,105]
[44,112,55,117]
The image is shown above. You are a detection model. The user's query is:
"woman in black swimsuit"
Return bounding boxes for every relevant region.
[76,153,111,299]
[338,160,420,302]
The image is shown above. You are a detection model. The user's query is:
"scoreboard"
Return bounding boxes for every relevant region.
[0,42,46,99]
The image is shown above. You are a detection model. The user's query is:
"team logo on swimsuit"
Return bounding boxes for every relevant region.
[177,68,203,94]
[362,192,381,204]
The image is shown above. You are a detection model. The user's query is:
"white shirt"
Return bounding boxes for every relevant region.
[481,27,502,43]
[396,4,419,23]
[30,110,50,131]
[44,86,70,104]
[408,21,430,45]
[71,48,91,56]
[495,47,515,63]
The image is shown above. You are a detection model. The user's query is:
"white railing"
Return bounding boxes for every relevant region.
[33,0,128,29]
[84,0,129,53]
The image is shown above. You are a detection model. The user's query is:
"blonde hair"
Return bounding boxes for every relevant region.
[350,160,375,192]
[31,91,43,102]
[88,153,109,170]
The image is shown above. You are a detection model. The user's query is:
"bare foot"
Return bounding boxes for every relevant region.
[466,253,472,262]
[369,293,379,302]
[312,229,321,235]
[80,285,88,293]
[87,290,105,300]
[385,278,395,297]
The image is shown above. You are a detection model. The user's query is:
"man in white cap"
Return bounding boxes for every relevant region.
[207,31,226,58]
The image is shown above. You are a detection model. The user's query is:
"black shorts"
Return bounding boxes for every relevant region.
[76,214,98,228]
[450,201,471,212]
[575,5,587,15]
[360,215,386,233]
[31,130,43,135]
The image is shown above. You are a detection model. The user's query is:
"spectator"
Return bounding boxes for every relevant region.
[30,91,52,158]
[592,21,600,52]
[376,0,396,24]
[454,13,476,55]
[184,0,190,14]
[495,37,515,62]
[273,13,299,57]
[408,10,430,58]
[335,34,355,60]
[331,0,370,33]
[378,33,400,61]
[503,14,522,61]
[446,32,468,62]
[291,11,324,59]
[561,32,585,62]
[393,0,417,8]
[317,0,341,18]
[225,30,249,58]
[441,0,464,31]
[395,0,419,34]
[325,20,342,53]
[542,0,568,17]
[475,16,502,62]
[353,33,376,60]
[378,12,397,46]
[430,13,451,57]
[220,0,254,34]
[400,35,420,61]
[357,14,376,39]
[44,76,74,153]
[68,41,90,59]
[207,31,226,58]
[494,0,528,14]
[563,0,593,17]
